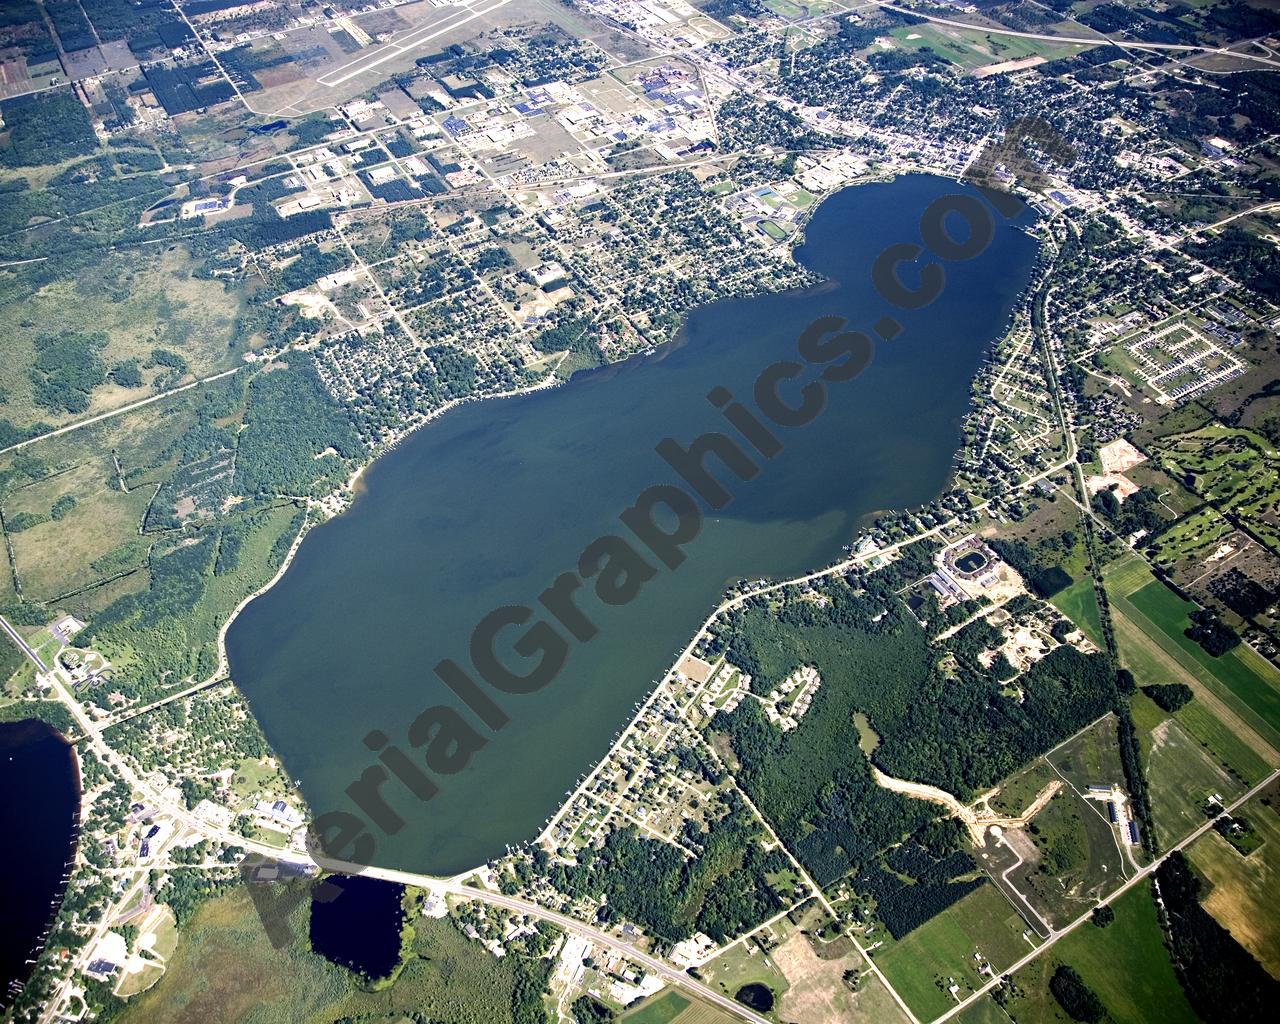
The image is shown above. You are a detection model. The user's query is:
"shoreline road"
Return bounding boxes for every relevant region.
[324,861,772,1024]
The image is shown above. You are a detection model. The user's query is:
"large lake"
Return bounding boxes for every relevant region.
[0,720,79,1007]
[227,175,1039,876]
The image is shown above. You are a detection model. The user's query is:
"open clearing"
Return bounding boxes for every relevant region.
[873,883,1032,1020]
[1001,883,1197,1024]
[770,928,908,1024]
[1144,717,1246,847]
[0,246,247,431]
[1187,784,1280,979]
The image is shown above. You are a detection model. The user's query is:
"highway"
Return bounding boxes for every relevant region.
[1,611,769,1024]
[334,865,774,1024]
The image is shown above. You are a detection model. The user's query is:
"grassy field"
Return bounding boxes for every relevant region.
[621,990,691,1024]
[769,929,865,1024]
[0,246,248,431]
[873,884,1033,1020]
[1049,578,1104,647]
[118,884,526,1024]
[1175,698,1273,784]
[700,937,790,1008]
[1187,785,1280,978]
[1127,580,1280,731]
[886,24,1089,70]
[6,463,155,602]
[0,382,215,612]
[1143,717,1246,848]
[988,759,1058,817]
[1113,606,1276,781]
[1002,884,1197,1024]
[1104,556,1280,750]
[1048,715,1122,793]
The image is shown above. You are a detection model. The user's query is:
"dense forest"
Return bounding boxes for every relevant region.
[0,91,97,167]
[234,356,363,496]
[709,571,1115,884]
[549,795,786,946]
[1155,852,1280,1022]
[849,820,985,938]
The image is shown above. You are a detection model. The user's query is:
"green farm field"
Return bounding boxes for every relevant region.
[874,883,1032,1020]
[1049,577,1104,647]
[1187,784,1280,978]
[1001,884,1197,1024]
[1104,556,1280,749]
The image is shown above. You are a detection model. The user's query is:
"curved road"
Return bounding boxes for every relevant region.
[345,864,774,1024]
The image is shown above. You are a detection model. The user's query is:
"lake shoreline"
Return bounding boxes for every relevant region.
[225,174,1044,875]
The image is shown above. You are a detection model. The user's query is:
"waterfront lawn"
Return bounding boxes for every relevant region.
[872,883,1032,1020]
[1004,884,1196,1024]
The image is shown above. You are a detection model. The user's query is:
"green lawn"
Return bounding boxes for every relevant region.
[874,884,1034,1020]
[1104,557,1280,749]
[1006,884,1198,1024]
[621,990,691,1024]
[1049,578,1104,648]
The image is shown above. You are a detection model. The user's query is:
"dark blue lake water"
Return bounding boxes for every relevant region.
[0,720,79,1008]
[228,175,1040,875]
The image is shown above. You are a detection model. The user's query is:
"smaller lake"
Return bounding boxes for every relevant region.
[309,874,406,980]
[0,720,79,1008]
[735,983,776,1012]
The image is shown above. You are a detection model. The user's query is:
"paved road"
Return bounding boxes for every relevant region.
[0,613,47,673]
[343,864,773,1024]
[2,612,766,1023]
[937,767,1280,1022]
